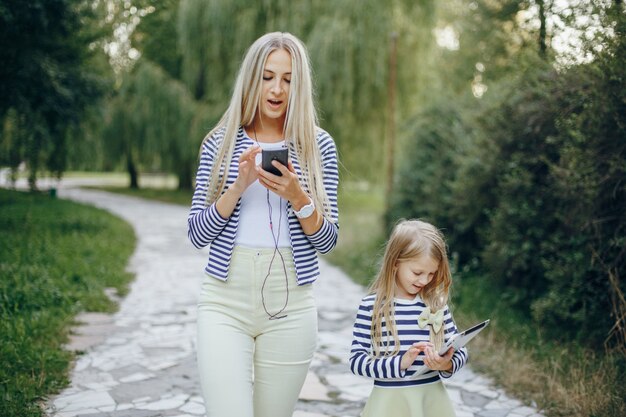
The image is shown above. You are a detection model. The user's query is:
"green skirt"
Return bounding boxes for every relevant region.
[361,382,456,417]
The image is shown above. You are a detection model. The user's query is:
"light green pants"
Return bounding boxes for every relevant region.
[197,246,317,417]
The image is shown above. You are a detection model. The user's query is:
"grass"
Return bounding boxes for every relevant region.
[0,189,136,417]
[93,185,193,207]
[92,176,626,416]
[452,273,626,417]
[323,181,387,287]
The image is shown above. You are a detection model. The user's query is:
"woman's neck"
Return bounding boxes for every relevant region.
[249,116,285,143]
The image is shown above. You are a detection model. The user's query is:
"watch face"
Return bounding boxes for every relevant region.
[296,204,314,218]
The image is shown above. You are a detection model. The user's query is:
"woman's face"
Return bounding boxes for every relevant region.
[258,48,292,125]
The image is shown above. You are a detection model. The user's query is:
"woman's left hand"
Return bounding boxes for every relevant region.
[256,161,308,206]
[423,346,454,372]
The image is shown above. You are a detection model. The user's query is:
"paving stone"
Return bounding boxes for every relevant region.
[513,406,541,416]
[294,412,331,417]
[178,401,205,415]
[119,372,155,383]
[299,372,332,402]
[54,391,115,411]
[462,390,492,408]
[135,394,189,411]
[477,410,511,417]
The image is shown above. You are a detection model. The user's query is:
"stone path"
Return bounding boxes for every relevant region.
[23,179,544,417]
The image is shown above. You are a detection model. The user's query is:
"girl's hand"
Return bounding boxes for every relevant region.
[423,346,454,372]
[232,146,262,193]
[400,342,433,370]
[256,160,308,206]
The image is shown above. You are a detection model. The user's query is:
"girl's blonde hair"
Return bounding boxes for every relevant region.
[369,219,452,357]
[201,32,331,219]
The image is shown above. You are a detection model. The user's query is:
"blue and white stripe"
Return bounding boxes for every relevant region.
[349,294,468,387]
[187,126,339,285]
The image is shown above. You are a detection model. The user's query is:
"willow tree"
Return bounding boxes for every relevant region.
[175,0,440,182]
[102,60,212,189]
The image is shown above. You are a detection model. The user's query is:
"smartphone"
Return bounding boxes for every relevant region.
[261,148,289,176]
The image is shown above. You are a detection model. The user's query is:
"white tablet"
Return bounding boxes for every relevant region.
[402,319,491,379]
[438,319,490,355]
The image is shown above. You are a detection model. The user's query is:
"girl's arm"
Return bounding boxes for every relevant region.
[437,307,469,378]
[349,298,405,380]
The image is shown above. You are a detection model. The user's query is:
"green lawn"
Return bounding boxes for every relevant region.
[0,189,136,417]
[323,181,387,287]
[93,185,193,206]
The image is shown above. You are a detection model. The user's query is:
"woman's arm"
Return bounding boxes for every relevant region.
[255,131,340,253]
[214,145,261,219]
[187,138,260,249]
[301,133,339,253]
[188,139,228,249]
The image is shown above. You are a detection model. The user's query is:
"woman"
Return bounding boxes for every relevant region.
[187,32,339,417]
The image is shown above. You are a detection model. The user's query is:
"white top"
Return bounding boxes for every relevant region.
[234,139,290,248]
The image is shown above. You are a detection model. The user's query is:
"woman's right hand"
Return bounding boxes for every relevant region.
[400,342,433,370]
[232,145,262,193]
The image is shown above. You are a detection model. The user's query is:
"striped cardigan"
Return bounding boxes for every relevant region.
[350,294,468,387]
[187,126,339,285]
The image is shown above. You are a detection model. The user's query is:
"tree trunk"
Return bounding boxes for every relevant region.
[385,31,398,211]
[177,164,193,190]
[127,152,139,189]
[538,0,547,58]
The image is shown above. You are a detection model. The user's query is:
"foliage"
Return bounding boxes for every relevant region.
[389,7,626,349]
[452,272,626,417]
[324,182,387,287]
[173,0,438,182]
[0,189,135,417]
[132,0,182,80]
[102,60,217,189]
[0,0,111,188]
[386,98,474,255]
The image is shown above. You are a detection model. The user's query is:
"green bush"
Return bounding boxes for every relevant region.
[0,190,135,416]
[386,98,478,261]
[389,22,626,349]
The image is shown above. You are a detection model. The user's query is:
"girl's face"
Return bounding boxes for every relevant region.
[258,48,292,126]
[394,255,439,300]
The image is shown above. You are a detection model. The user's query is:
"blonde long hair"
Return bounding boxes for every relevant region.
[369,219,452,357]
[201,32,331,219]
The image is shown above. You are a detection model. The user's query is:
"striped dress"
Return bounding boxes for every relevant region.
[350,294,468,387]
[187,126,339,285]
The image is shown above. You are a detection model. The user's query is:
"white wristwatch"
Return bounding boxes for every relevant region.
[293,198,315,219]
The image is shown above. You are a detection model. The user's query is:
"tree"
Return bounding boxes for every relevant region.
[102,60,215,189]
[0,0,110,189]
[175,0,440,182]
[131,0,182,80]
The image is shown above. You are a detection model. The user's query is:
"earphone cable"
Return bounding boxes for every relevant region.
[253,124,290,320]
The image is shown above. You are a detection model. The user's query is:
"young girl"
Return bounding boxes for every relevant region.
[349,219,467,417]
[188,32,339,417]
